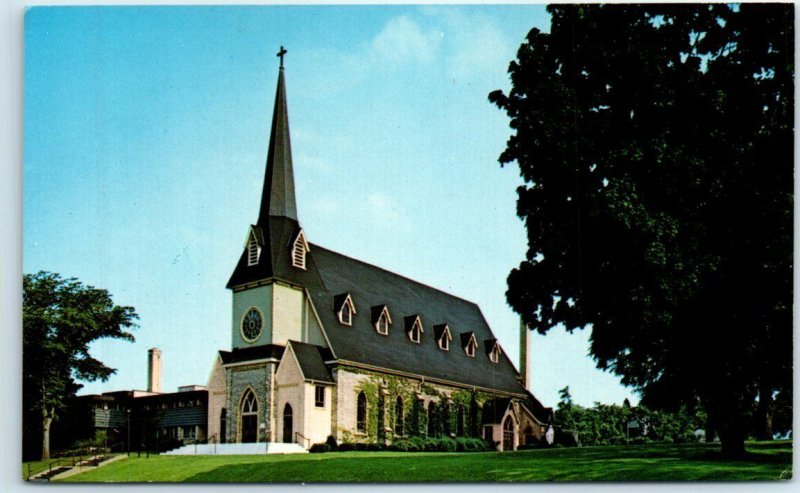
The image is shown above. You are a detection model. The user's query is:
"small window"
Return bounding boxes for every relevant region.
[356,392,367,432]
[410,323,421,343]
[394,396,404,436]
[372,305,392,335]
[427,401,437,437]
[315,385,325,408]
[434,324,452,351]
[377,312,389,335]
[489,345,501,363]
[466,341,476,357]
[336,294,356,326]
[341,302,352,325]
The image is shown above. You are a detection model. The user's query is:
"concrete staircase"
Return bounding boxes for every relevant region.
[163,442,307,455]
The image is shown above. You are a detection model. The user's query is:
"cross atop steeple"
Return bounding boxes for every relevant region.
[277,46,287,69]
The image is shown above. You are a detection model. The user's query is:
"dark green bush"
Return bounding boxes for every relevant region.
[422,438,439,452]
[309,443,330,453]
[337,442,356,452]
[325,435,339,451]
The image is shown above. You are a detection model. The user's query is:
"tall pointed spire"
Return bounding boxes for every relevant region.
[258,47,298,223]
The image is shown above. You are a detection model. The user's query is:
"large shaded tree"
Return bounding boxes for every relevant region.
[489,4,792,455]
[23,271,138,460]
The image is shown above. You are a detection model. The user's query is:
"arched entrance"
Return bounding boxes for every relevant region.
[503,416,515,451]
[240,389,258,443]
[282,403,293,443]
[220,408,227,444]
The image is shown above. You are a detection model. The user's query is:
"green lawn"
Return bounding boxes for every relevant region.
[56,441,792,482]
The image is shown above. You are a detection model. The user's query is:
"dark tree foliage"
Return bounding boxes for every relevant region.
[490,4,792,456]
[23,271,138,460]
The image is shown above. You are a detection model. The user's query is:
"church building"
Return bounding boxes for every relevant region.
[204,51,553,451]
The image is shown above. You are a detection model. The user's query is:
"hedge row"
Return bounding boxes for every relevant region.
[309,436,492,453]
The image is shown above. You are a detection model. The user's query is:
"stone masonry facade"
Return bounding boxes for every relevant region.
[226,362,277,443]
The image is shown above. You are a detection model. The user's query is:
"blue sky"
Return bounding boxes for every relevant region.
[24,5,638,408]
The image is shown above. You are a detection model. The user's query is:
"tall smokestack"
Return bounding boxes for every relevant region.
[147,348,162,393]
[519,318,531,390]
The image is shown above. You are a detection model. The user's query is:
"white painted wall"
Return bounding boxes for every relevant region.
[275,347,305,444]
[303,382,332,446]
[205,356,227,440]
[272,283,304,345]
[232,285,273,349]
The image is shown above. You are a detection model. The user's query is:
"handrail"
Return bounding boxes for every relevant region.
[190,434,217,454]
[294,431,310,449]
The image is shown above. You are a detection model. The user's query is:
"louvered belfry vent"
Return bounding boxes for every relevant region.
[292,236,306,269]
[247,232,260,266]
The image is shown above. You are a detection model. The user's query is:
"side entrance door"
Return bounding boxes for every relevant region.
[283,403,293,443]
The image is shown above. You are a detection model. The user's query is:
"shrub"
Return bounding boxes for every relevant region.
[438,437,457,452]
[422,438,439,452]
[325,435,339,451]
[337,442,356,452]
[366,443,384,451]
[408,436,426,451]
[309,443,330,453]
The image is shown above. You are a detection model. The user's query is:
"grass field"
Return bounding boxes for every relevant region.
[51,441,792,482]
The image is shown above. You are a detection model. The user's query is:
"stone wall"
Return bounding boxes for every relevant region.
[225,362,276,443]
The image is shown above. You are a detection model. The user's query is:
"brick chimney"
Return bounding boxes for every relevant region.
[519,318,531,390]
[147,348,162,393]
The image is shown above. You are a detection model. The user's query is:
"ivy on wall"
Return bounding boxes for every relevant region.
[345,367,493,443]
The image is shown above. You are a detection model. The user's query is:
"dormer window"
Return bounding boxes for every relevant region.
[291,229,310,270]
[245,226,263,266]
[341,302,353,325]
[485,339,502,363]
[334,293,356,326]
[433,324,452,351]
[404,315,423,344]
[461,332,478,357]
[371,305,392,335]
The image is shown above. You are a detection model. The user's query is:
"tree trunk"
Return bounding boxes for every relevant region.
[704,415,716,443]
[718,425,747,457]
[754,382,774,441]
[41,410,52,461]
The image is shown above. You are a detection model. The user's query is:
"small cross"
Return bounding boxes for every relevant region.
[277,46,287,68]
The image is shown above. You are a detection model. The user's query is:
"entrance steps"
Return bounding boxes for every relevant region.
[162,442,307,455]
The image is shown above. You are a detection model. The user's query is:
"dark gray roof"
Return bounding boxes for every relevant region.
[306,245,527,396]
[227,216,325,290]
[259,67,297,222]
[219,344,285,364]
[482,398,512,424]
[288,341,334,384]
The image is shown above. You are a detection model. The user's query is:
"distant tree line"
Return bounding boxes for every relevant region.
[555,386,792,447]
